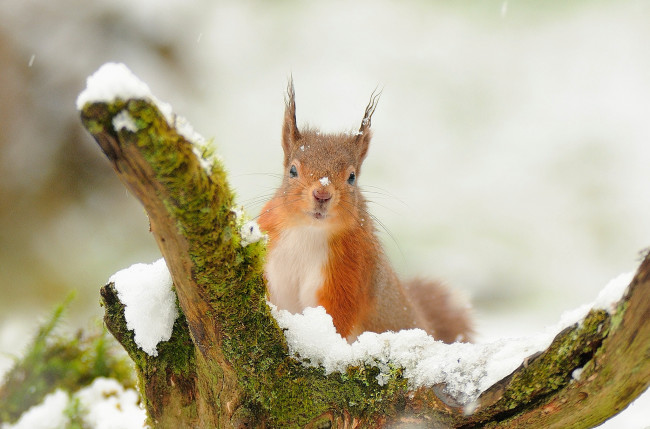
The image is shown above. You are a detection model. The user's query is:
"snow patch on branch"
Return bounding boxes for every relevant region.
[240,221,265,247]
[2,378,145,429]
[109,258,178,357]
[174,115,219,172]
[76,63,161,113]
[594,271,634,313]
[77,62,219,173]
[231,206,267,247]
[271,272,633,406]
[112,110,138,133]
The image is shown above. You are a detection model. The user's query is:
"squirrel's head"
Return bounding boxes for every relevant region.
[276,79,380,230]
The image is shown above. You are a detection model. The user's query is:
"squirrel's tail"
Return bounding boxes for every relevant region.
[404,278,474,343]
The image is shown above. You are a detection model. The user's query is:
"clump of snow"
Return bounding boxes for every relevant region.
[272,305,351,370]
[75,63,171,119]
[174,115,219,172]
[232,206,266,247]
[109,258,178,356]
[572,367,584,381]
[1,379,145,429]
[319,177,330,186]
[271,272,634,406]
[2,390,70,429]
[548,271,634,331]
[112,110,138,133]
[77,62,218,174]
[240,221,265,247]
[75,378,146,429]
[593,271,634,313]
[272,304,534,404]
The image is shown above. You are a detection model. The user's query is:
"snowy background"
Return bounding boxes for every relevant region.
[1,0,649,426]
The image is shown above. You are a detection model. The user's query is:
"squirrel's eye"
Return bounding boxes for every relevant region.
[289,165,298,178]
[347,172,356,185]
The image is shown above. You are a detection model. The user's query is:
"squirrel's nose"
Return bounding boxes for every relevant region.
[313,189,332,203]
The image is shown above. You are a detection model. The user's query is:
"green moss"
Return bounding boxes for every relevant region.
[100,283,197,424]
[497,309,609,411]
[608,300,628,332]
[0,294,134,424]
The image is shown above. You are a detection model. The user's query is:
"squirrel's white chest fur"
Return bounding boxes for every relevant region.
[265,225,329,313]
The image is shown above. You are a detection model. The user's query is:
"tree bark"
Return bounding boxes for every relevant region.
[80,97,650,428]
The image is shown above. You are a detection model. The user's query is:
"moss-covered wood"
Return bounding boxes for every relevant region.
[100,283,199,427]
[80,97,650,428]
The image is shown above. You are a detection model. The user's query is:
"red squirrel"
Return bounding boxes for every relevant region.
[258,81,473,343]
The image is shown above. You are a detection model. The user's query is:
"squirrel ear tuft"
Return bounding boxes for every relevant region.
[358,88,381,135]
[355,88,381,162]
[282,77,301,159]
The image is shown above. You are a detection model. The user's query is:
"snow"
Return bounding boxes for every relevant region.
[112,110,138,133]
[572,367,584,381]
[2,390,69,429]
[271,272,633,406]
[0,0,647,425]
[77,62,217,173]
[75,62,169,118]
[240,221,265,247]
[593,271,634,313]
[173,115,217,172]
[319,177,330,186]
[230,206,244,222]
[1,378,145,429]
[109,258,178,356]
[75,378,146,429]
[232,206,266,247]
[272,304,533,404]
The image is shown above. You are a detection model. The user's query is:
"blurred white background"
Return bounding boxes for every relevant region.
[1,0,648,426]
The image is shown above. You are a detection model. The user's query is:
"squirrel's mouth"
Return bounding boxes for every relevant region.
[310,210,327,220]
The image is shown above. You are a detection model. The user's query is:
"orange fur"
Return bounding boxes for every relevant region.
[318,227,376,337]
